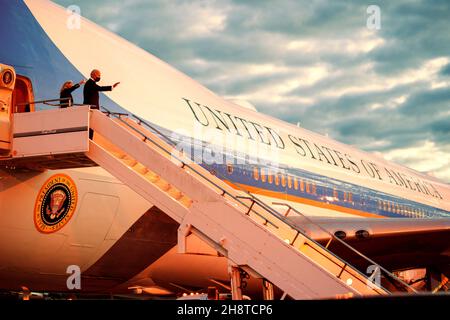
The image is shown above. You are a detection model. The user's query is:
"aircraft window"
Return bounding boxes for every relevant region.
[253,167,259,181]
[294,177,298,190]
[287,175,292,189]
[227,164,234,174]
[261,168,266,183]
[281,174,286,187]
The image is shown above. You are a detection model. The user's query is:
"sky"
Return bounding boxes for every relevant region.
[54,0,450,183]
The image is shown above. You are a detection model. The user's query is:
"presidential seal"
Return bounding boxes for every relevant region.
[34,174,78,234]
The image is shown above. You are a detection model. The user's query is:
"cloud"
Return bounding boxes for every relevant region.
[54,0,450,182]
[441,63,450,76]
[383,141,450,183]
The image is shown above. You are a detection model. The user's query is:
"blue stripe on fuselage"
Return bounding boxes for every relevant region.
[210,161,450,219]
[160,129,450,219]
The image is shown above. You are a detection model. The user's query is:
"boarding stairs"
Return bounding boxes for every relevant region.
[0,105,416,299]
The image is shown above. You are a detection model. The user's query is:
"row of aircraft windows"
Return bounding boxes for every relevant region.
[377,199,427,218]
[226,164,430,218]
[227,164,354,201]
[252,167,318,194]
[252,167,356,202]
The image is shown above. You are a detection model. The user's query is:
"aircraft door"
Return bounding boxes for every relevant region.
[0,64,15,152]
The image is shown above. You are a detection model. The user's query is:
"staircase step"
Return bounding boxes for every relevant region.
[144,171,160,183]
[133,163,149,175]
[123,159,138,167]
[167,187,183,200]
[156,180,171,191]
[180,196,193,208]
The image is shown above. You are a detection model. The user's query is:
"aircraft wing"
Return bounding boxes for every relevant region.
[289,216,450,272]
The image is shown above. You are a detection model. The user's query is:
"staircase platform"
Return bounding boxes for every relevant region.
[0,105,97,170]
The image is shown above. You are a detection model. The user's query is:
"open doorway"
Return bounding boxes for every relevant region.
[12,75,34,113]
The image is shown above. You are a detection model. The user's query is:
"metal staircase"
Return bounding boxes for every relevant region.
[86,108,415,299]
[0,105,416,299]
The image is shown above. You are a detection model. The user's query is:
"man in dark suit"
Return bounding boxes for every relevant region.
[84,69,120,138]
[83,69,120,109]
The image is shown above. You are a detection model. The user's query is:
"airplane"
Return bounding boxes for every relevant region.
[0,0,449,299]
